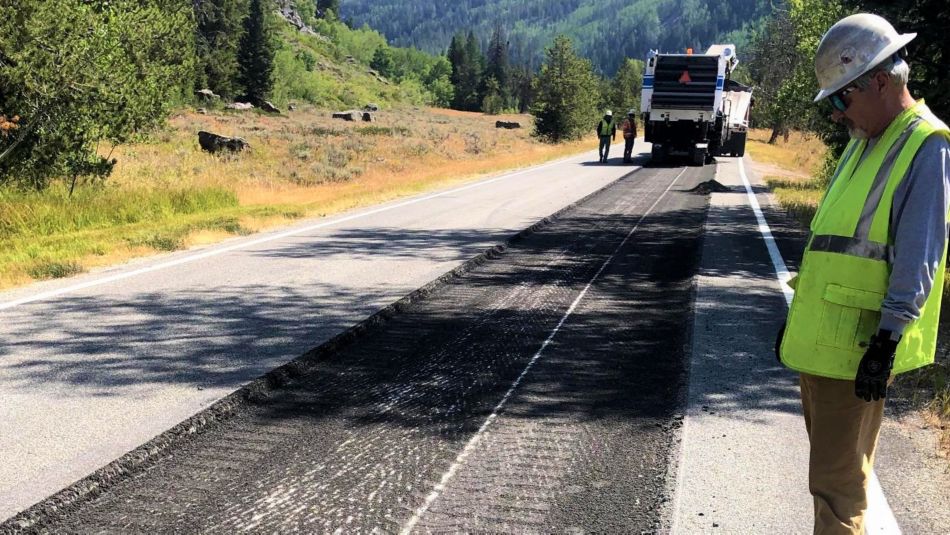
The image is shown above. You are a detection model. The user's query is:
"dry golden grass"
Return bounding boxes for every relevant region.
[0,105,592,290]
[746,128,828,177]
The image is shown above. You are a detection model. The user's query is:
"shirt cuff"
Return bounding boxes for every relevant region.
[879,312,911,335]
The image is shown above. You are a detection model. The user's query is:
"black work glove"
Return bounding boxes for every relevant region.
[854,329,900,402]
[775,322,786,364]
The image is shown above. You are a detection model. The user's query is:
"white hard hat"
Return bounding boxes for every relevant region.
[627,109,636,115]
[813,13,915,102]
[604,109,613,116]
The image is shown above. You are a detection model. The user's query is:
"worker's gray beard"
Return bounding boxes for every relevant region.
[843,118,871,140]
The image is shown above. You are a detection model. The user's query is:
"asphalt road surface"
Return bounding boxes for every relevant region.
[7,158,712,533]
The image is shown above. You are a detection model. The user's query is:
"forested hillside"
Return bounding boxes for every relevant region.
[340,0,772,75]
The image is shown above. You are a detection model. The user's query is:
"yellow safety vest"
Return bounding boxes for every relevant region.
[599,119,613,137]
[780,101,950,379]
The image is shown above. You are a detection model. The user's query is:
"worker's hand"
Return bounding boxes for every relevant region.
[774,322,785,364]
[854,330,900,402]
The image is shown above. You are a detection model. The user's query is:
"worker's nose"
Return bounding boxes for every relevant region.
[831,109,845,123]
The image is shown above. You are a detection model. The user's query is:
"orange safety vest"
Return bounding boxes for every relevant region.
[622,118,637,140]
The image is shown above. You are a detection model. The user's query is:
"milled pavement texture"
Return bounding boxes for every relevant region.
[0,144,634,521]
[27,160,710,533]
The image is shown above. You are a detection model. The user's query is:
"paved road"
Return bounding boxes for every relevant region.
[5,144,948,533]
[0,144,636,522]
[12,157,712,533]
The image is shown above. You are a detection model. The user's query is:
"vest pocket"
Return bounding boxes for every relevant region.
[816,284,884,351]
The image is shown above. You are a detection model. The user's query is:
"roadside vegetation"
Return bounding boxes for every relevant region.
[0,106,591,289]
[747,129,950,455]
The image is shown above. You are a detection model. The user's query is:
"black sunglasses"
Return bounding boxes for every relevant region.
[829,85,858,113]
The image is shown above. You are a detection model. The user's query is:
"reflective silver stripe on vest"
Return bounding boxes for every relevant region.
[809,234,891,261]
[854,118,923,240]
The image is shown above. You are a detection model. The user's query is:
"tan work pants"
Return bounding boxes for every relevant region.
[799,373,885,535]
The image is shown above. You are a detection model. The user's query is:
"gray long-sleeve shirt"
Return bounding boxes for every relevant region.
[876,133,950,334]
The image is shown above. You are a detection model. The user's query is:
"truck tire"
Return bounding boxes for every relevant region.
[651,144,665,165]
[734,132,747,157]
[691,147,705,166]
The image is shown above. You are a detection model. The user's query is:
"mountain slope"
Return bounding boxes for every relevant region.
[340,0,773,75]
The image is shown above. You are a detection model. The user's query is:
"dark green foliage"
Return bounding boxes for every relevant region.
[747,9,798,142]
[194,0,248,99]
[315,0,340,18]
[341,0,774,76]
[842,0,950,121]
[447,32,486,111]
[531,36,599,142]
[0,0,195,190]
[237,0,276,105]
[370,46,397,79]
[606,58,644,119]
[486,26,510,104]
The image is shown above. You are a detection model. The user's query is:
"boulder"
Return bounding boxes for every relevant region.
[495,121,521,129]
[226,102,254,110]
[363,103,380,112]
[361,112,375,122]
[198,131,249,154]
[196,108,208,115]
[261,101,281,114]
[332,111,357,121]
[195,89,220,101]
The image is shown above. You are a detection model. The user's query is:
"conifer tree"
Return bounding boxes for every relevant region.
[236,0,275,105]
[194,0,248,99]
[485,25,510,104]
[531,35,598,142]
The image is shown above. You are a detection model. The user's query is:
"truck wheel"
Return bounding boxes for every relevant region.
[651,145,665,165]
[691,148,705,166]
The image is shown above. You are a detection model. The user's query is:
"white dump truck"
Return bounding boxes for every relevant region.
[640,44,753,165]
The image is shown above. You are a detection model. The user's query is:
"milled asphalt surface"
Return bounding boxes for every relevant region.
[19,159,711,533]
[0,144,635,522]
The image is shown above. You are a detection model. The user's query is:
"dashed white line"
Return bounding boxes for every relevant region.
[399,167,688,534]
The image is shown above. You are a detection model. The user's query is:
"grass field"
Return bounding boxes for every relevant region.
[749,128,949,454]
[0,105,593,289]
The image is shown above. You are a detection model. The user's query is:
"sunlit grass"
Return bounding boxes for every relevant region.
[0,105,591,289]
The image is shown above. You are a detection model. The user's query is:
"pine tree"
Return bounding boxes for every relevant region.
[608,58,644,119]
[370,46,396,79]
[315,0,340,19]
[194,0,248,99]
[531,35,599,142]
[485,25,510,105]
[236,0,275,105]
[447,31,485,111]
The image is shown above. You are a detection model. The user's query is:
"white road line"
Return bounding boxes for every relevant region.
[737,157,794,306]
[738,157,901,534]
[0,152,611,312]
[399,168,687,534]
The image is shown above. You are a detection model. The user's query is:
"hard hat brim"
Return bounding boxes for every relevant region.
[813,32,916,102]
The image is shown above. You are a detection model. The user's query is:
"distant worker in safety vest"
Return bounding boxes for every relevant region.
[621,109,638,163]
[596,110,616,163]
[777,13,949,534]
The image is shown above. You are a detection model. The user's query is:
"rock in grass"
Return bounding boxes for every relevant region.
[195,88,220,101]
[198,131,249,154]
[495,121,521,129]
[261,101,281,114]
[332,111,357,121]
[226,102,255,111]
[363,103,380,112]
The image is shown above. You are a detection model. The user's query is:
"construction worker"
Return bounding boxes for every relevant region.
[777,13,949,534]
[596,110,616,163]
[621,109,638,163]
